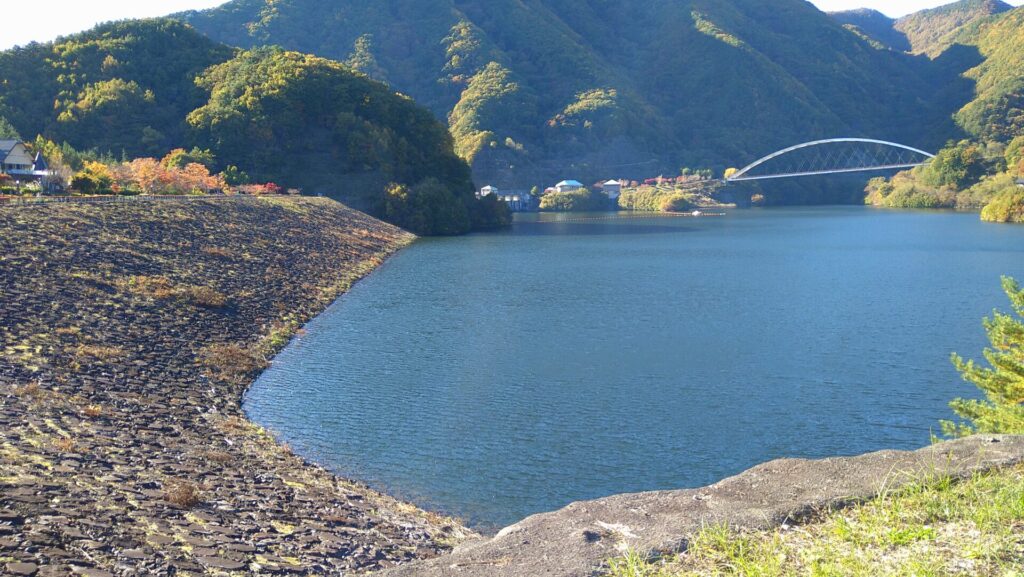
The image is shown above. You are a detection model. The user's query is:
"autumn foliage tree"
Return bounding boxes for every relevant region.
[70,161,115,194]
[71,155,226,195]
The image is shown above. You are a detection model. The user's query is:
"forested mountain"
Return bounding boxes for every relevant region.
[827,1,1023,144]
[850,3,1024,220]
[0,20,498,234]
[895,0,1011,55]
[829,9,911,51]
[829,1,1011,56]
[948,7,1024,141]
[178,0,970,188]
[4,1,1022,210]
[0,20,233,158]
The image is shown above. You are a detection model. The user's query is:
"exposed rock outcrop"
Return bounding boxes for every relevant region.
[376,435,1024,577]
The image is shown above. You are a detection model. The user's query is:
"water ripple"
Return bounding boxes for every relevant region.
[246,208,1024,529]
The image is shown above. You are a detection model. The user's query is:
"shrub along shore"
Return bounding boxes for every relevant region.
[0,197,470,576]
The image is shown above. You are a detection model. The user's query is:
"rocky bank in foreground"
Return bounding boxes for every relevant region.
[0,197,468,576]
[377,435,1024,577]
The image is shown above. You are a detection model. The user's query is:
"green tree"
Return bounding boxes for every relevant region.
[220,165,251,186]
[345,34,388,83]
[0,116,19,139]
[1006,135,1024,170]
[660,194,693,212]
[470,193,512,230]
[944,277,1024,437]
[162,147,215,169]
[918,141,988,190]
[981,187,1024,223]
[70,161,114,195]
[539,189,609,212]
[385,179,472,236]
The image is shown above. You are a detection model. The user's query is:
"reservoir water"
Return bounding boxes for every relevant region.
[246,207,1024,529]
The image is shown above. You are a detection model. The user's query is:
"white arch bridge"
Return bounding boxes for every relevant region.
[725,138,935,183]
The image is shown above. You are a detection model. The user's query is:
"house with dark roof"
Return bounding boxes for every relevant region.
[1,140,34,176]
[32,152,48,174]
[1,141,52,186]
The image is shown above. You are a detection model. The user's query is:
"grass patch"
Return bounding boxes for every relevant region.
[118,275,228,308]
[606,465,1024,577]
[52,436,77,453]
[177,285,228,308]
[200,246,234,258]
[201,343,267,384]
[82,404,103,418]
[259,196,310,214]
[119,275,178,300]
[200,319,302,386]
[74,344,125,362]
[261,318,300,351]
[163,480,202,509]
[12,382,43,399]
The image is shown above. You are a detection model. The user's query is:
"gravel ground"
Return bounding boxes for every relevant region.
[0,197,469,576]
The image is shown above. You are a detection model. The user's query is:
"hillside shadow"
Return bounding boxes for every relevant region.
[892,42,984,150]
[933,42,986,72]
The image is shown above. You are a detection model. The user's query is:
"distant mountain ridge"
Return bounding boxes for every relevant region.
[828,0,1024,143]
[5,0,1021,206]
[895,0,1012,55]
[177,0,968,188]
[829,9,911,51]
[948,6,1024,141]
[830,0,1012,55]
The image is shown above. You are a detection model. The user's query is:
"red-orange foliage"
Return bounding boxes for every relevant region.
[112,158,226,195]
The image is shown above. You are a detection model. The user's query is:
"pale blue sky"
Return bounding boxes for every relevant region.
[1,0,1022,50]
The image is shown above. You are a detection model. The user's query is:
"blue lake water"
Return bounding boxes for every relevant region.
[245,207,1024,529]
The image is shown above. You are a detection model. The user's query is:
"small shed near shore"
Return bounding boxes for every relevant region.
[603,180,622,200]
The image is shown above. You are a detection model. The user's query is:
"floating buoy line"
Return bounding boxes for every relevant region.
[521,211,727,224]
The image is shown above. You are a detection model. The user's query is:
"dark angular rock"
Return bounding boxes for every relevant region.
[70,567,115,577]
[198,556,248,570]
[5,562,38,576]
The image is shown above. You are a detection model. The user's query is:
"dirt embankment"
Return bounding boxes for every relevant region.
[0,197,466,576]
